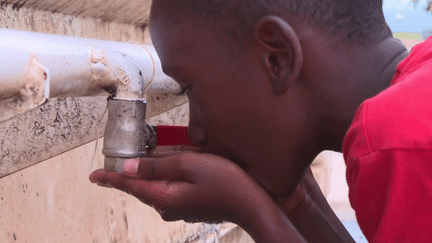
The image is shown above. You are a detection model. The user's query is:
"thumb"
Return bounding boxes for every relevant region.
[122,155,191,182]
[122,159,140,177]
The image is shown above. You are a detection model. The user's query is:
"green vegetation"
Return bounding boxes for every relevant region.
[393,32,424,40]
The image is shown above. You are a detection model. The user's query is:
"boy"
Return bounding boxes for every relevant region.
[90,0,432,241]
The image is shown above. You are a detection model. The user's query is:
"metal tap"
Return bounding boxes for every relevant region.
[102,98,157,172]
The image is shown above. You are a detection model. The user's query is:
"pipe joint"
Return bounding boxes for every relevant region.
[102,99,157,172]
[90,48,153,101]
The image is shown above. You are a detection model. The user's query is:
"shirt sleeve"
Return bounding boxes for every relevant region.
[343,103,432,242]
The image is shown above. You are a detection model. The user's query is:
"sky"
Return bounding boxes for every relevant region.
[383,0,432,33]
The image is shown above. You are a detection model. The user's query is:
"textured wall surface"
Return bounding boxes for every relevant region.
[0,137,207,243]
[0,0,152,27]
[0,2,149,43]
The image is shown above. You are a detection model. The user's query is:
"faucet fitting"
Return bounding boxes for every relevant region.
[102,98,157,172]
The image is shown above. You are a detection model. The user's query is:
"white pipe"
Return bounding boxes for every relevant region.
[0,28,181,122]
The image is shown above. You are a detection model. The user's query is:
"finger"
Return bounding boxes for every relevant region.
[90,169,132,192]
[89,169,111,184]
[90,171,190,217]
[114,177,192,214]
[122,153,195,182]
[146,145,202,158]
[89,169,183,208]
[120,146,201,178]
[124,179,185,201]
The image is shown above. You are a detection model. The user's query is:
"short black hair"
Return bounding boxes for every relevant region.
[165,0,392,46]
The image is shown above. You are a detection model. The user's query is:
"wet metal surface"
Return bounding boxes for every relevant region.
[103,99,154,172]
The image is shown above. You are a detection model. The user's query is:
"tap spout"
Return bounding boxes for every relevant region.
[102,99,157,172]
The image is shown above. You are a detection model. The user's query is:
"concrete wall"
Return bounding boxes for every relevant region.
[0,2,148,43]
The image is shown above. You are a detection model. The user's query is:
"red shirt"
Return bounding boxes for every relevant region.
[343,37,432,242]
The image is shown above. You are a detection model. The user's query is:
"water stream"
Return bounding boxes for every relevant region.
[200,223,221,243]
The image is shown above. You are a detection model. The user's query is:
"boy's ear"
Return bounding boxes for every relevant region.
[254,16,303,95]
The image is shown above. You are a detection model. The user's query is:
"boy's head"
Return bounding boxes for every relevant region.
[150,0,392,197]
[154,0,390,47]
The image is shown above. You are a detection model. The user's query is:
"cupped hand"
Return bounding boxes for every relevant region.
[89,146,273,226]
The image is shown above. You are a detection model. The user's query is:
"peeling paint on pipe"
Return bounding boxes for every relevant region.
[0,28,182,122]
[0,52,50,121]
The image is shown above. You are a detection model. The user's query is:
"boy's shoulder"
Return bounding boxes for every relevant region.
[344,38,432,158]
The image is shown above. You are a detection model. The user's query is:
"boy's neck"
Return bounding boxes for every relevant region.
[322,37,409,152]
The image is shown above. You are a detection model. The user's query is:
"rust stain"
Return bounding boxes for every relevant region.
[0,54,49,122]
[22,54,47,105]
[90,48,111,83]
[90,48,109,67]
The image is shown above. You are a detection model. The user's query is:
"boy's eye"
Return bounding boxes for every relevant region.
[177,86,191,96]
